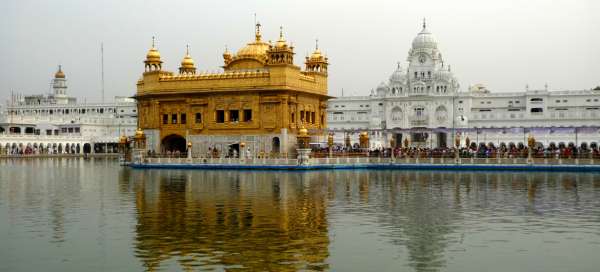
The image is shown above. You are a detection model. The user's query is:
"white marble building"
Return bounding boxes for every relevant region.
[327,21,600,150]
[0,66,138,154]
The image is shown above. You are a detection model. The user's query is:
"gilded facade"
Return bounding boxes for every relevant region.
[136,24,330,156]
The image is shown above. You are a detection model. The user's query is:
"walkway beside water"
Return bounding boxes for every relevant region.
[0,153,120,159]
[130,157,600,172]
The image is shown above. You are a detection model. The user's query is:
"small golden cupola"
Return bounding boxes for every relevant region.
[179,45,196,75]
[305,39,328,74]
[144,36,163,72]
[267,26,294,65]
[54,65,66,78]
[222,45,233,66]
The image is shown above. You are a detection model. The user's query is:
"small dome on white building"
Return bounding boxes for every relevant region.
[376,81,389,97]
[389,63,406,83]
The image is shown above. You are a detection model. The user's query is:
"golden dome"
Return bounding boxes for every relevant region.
[146,48,161,61]
[181,55,194,67]
[310,48,322,60]
[119,135,128,144]
[181,45,195,68]
[274,26,288,48]
[236,41,270,59]
[223,46,232,57]
[146,37,161,61]
[54,65,65,79]
[234,22,270,61]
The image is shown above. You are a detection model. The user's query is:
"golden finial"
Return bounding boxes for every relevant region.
[422,18,426,29]
[255,21,262,41]
[315,38,319,50]
[185,44,190,56]
[279,25,284,39]
[151,36,155,48]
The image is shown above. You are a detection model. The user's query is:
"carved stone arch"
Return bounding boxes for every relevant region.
[391,106,403,121]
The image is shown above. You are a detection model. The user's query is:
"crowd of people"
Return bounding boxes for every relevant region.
[313,143,600,159]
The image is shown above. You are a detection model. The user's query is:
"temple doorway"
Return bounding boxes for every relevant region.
[162,134,186,154]
[437,132,447,148]
[272,137,280,153]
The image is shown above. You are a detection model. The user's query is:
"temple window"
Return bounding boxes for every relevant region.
[243,109,252,122]
[195,113,202,124]
[300,111,305,122]
[216,110,225,123]
[229,110,239,122]
[171,114,177,124]
[311,112,316,124]
[163,114,168,124]
[291,112,295,123]
[181,113,187,124]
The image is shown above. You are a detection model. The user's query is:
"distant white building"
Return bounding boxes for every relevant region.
[0,66,138,154]
[327,20,600,150]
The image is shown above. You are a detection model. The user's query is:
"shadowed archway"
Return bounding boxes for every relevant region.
[161,134,186,153]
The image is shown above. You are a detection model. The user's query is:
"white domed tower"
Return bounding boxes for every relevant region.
[406,19,458,95]
[52,65,69,104]
[53,65,67,95]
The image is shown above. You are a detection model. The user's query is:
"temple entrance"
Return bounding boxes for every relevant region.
[83,143,91,154]
[161,134,186,154]
[229,143,240,158]
[437,132,447,148]
[272,137,280,153]
[394,133,402,148]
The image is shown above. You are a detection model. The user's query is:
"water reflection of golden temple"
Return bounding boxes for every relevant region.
[129,170,330,271]
[136,23,330,156]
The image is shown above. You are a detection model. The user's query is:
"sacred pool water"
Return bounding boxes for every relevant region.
[1,158,599,271]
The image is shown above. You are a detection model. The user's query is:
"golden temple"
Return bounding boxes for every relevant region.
[136,24,330,156]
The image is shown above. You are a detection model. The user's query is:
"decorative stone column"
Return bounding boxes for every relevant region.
[187,142,192,161]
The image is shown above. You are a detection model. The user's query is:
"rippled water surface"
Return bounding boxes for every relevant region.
[1,158,600,271]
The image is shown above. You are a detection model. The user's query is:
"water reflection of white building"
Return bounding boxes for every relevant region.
[0,66,137,154]
[327,20,600,150]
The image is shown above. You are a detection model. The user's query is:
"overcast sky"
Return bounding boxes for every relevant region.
[1,0,598,103]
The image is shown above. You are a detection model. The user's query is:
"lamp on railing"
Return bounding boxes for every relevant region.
[465,136,471,150]
[527,134,535,164]
[327,132,334,158]
[390,137,396,159]
[134,128,146,149]
[240,141,246,160]
[344,133,351,149]
[296,122,311,165]
[118,134,131,163]
[187,142,192,159]
[455,132,461,162]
